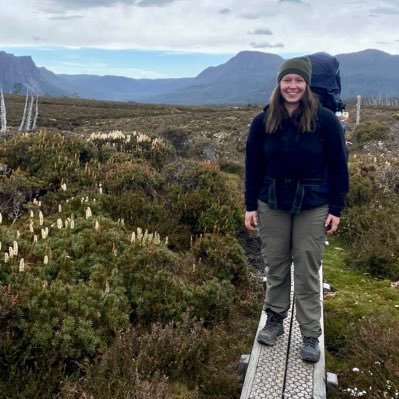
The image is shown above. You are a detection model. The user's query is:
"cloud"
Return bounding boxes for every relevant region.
[251,42,284,49]
[369,7,399,15]
[38,0,130,11]
[136,0,178,7]
[239,13,262,19]
[279,0,306,3]
[2,0,399,61]
[248,28,273,35]
[37,0,177,11]
[49,15,84,20]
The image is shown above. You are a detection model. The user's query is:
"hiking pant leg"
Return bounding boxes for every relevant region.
[292,205,328,337]
[257,200,292,317]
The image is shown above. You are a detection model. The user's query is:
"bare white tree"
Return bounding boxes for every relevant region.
[19,91,29,132]
[18,91,39,132]
[25,94,34,131]
[32,95,39,131]
[0,85,6,133]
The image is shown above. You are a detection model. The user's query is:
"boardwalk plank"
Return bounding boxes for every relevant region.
[240,266,326,399]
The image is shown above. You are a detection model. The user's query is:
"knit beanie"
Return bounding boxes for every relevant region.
[277,56,312,85]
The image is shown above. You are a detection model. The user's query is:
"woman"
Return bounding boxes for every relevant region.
[244,56,349,362]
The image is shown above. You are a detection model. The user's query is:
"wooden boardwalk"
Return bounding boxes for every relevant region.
[240,267,326,399]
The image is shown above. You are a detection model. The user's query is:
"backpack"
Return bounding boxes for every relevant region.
[307,52,345,113]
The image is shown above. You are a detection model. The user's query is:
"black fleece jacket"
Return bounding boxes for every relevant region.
[245,106,349,216]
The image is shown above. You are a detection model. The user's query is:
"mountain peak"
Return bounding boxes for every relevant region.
[195,50,283,82]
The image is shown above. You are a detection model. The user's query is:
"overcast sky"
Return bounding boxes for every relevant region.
[1,0,399,78]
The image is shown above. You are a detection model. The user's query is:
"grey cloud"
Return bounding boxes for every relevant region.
[49,15,84,20]
[240,13,261,19]
[219,8,231,14]
[136,0,177,7]
[369,7,399,14]
[37,0,130,12]
[279,0,305,3]
[251,41,284,49]
[248,28,273,35]
[39,0,176,11]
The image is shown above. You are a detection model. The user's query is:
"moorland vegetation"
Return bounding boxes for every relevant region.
[0,94,398,399]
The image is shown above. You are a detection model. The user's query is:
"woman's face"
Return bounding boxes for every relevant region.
[279,73,306,105]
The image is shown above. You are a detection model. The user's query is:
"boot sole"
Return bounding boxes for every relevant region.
[301,349,320,363]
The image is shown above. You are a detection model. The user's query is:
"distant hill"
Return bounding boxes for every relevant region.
[0,51,68,97]
[58,74,194,102]
[1,49,399,105]
[336,49,399,98]
[145,51,283,105]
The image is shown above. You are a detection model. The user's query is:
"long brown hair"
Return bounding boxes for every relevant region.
[265,85,319,134]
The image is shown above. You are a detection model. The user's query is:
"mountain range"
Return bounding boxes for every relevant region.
[1,49,398,105]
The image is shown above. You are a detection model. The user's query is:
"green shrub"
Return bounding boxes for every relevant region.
[89,131,176,169]
[190,278,234,325]
[165,160,242,235]
[106,190,176,233]
[124,266,190,324]
[340,201,399,280]
[137,316,210,381]
[161,127,191,157]
[335,316,399,399]
[346,171,376,208]
[17,280,129,360]
[192,233,248,285]
[102,160,163,194]
[0,170,44,219]
[219,159,244,176]
[59,318,207,399]
[352,122,389,144]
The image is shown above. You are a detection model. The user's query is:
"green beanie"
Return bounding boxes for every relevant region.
[277,56,312,85]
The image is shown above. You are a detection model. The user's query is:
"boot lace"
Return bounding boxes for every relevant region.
[303,336,318,348]
[264,317,282,331]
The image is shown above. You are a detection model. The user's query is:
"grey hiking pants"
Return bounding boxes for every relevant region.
[257,200,329,338]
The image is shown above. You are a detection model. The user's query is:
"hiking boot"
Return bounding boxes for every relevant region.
[257,312,284,346]
[301,336,320,363]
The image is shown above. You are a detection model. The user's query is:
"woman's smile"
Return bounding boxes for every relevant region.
[280,73,306,104]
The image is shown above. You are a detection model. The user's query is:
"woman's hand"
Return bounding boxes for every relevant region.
[245,211,258,233]
[324,214,340,235]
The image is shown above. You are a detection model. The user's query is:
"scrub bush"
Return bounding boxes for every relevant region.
[126,267,190,324]
[219,159,244,176]
[334,316,399,399]
[58,317,210,399]
[165,160,242,236]
[192,233,249,285]
[102,160,163,194]
[0,169,43,219]
[352,122,389,144]
[160,127,191,156]
[190,278,234,325]
[340,201,399,279]
[345,158,378,208]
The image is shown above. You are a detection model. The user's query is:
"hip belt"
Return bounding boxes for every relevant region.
[265,177,323,215]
